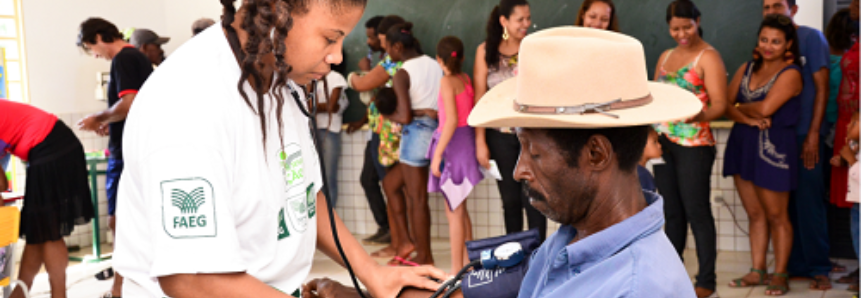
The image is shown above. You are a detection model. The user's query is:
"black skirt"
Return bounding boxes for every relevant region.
[20,120,94,244]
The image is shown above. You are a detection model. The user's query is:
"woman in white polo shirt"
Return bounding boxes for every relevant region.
[113,0,445,297]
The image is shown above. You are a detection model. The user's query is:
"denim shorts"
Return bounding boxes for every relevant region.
[399,116,438,167]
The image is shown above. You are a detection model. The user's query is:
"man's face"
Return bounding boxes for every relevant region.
[83,35,112,61]
[513,129,598,226]
[283,1,363,85]
[366,27,381,52]
[762,0,796,19]
[141,43,165,66]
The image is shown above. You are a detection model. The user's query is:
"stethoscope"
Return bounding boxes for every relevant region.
[224,26,367,298]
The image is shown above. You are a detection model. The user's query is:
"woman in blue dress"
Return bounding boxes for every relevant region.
[723,14,803,296]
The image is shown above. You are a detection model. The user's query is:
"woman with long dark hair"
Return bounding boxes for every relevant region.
[724,14,804,296]
[574,0,619,31]
[652,1,727,297]
[112,1,445,297]
[473,0,547,240]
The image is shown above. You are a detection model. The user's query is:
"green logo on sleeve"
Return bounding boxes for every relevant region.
[162,178,217,238]
[277,208,290,240]
[171,187,205,214]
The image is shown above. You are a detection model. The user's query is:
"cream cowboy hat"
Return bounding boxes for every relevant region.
[468,26,702,128]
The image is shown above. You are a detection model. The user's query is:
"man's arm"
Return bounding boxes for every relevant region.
[800,68,829,169]
[78,93,137,131]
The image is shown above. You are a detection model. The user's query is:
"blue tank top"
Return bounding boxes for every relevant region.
[736,62,802,128]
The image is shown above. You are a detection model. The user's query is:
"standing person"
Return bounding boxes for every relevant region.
[724,14,803,296]
[359,16,384,72]
[428,36,482,274]
[652,1,727,296]
[824,8,856,149]
[2,100,94,298]
[473,0,547,240]
[129,28,169,67]
[112,0,446,297]
[313,70,350,208]
[346,15,407,250]
[75,17,153,298]
[382,22,442,266]
[830,6,860,215]
[763,0,834,290]
[573,0,619,31]
[834,0,861,287]
[192,18,216,36]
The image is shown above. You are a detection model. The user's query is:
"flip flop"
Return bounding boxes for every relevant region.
[393,256,420,267]
[809,275,832,290]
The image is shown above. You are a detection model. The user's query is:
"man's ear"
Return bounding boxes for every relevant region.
[584,134,613,171]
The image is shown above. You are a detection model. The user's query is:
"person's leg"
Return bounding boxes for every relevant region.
[445,202,467,274]
[462,204,473,265]
[653,136,687,256]
[787,134,831,279]
[486,130,525,236]
[853,204,860,258]
[361,137,389,239]
[674,146,717,293]
[10,243,44,298]
[42,239,68,298]
[105,158,124,297]
[732,176,770,286]
[381,164,413,260]
[402,165,433,265]
[757,187,793,294]
[319,130,341,208]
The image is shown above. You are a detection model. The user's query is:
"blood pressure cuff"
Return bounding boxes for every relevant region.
[461,229,541,298]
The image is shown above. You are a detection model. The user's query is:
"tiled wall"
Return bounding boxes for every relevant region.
[335,127,749,252]
[37,113,744,252]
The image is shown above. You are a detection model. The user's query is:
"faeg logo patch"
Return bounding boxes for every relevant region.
[162,178,217,238]
[279,143,305,190]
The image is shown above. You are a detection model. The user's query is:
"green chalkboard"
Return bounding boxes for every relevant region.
[341,0,764,123]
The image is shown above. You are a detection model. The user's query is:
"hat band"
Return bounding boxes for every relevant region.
[512,94,653,119]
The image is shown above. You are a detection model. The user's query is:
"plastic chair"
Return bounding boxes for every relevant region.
[0,206,28,298]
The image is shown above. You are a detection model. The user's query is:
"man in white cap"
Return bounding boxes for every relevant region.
[129,28,169,67]
[301,27,702,298]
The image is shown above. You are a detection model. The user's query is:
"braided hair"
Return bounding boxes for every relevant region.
[220,0,365,149]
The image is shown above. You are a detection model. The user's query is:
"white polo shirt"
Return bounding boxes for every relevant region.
[114,25,323,297]
[314,71,349,133]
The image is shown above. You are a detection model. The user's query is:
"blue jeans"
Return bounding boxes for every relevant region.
[106,158,124,216]
[316,129,341,208]
[399,116,438,167]
[787,134,831,277]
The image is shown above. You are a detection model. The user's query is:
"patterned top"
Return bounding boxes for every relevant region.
[370,54,404,166]
[487,53,518,89]
[654,49,715,147]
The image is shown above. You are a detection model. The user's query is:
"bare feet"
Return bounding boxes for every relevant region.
[695,286,716,298]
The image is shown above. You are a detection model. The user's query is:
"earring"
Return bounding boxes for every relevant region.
[503,27,510,40]
[752,49,761,60]
[784,51,795,63]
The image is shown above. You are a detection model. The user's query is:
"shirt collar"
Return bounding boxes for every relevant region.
[559,191,665,271]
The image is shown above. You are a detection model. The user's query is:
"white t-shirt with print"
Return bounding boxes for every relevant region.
[314,71,349,133]
[114,24,323,297]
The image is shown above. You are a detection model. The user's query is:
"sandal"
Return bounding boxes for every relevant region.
[809,275,833,290]
[729,268,769,287]
[832,261,847,273]
[838,269,860,284]
[389,256,420,267]
[100,291,121,298]
[765,273,790,296]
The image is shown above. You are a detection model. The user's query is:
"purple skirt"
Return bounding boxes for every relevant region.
[427,127,484,210]
[723,124,797,192]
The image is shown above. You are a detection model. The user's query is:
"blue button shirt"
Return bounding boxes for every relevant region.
[795,26,830,136]
[518,191,695,298]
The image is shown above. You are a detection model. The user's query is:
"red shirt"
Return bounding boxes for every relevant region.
[0,99,58,161]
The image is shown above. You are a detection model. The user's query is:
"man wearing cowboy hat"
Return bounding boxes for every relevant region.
[301,27,701,298]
